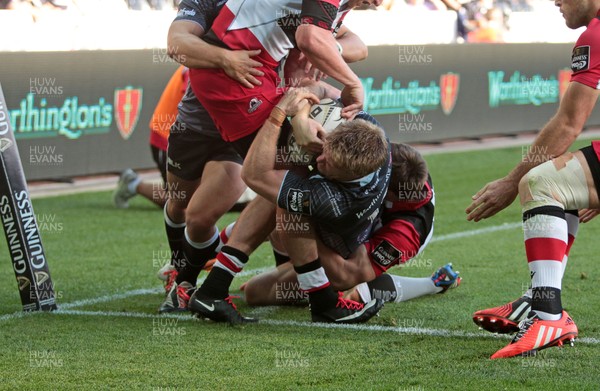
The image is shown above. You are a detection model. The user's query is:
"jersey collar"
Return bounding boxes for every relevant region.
[342,171,375,187]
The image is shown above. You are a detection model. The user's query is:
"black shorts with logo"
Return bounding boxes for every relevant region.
[167,121,243,181]
[228,120,292,159]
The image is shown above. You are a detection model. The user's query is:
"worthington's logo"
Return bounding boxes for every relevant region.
[362,75,458,116]
[9,94,112,139]
[8,87,143,140]
[488,71,559,108]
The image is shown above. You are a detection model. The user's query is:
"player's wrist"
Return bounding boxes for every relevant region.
[217,48,233,70]
[502,173,521,195]
[268,106,286,127]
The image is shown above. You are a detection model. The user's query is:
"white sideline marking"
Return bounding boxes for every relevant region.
[430,222,522,243]
[39,309,600,345]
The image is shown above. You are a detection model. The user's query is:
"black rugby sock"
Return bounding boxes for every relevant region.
[163,203,185,270]
[176,227,222,285]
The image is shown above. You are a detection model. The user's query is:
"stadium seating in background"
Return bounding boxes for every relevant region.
[505,9,584,43]
[344,10,458,45]
[0,3,585,51]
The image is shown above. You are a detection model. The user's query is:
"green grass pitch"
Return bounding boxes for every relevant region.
[1,138,599,390]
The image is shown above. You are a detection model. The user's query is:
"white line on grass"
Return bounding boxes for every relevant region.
[48,309,600,345]
[0,311,28,322]
[430,222,522,243]
[62,266,272,310]
[4,224,597,347]
[2,224,517,321]
[247,306,279,318]
[60,288,162,309]
[0,266,273,320]
[1,223,517,322]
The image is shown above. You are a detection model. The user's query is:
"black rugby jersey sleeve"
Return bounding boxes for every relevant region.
[300,0,340,31]
[277,171,340,219]
[174,0,223,31]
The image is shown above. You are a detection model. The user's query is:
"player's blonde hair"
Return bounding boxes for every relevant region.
[324,119,389,179]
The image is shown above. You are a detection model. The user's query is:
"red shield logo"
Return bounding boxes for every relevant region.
[114,87,143,140]
[440,73,460,115]
[558,69,572,100]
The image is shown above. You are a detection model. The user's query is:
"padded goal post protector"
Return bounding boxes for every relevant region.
[0,83,57,311]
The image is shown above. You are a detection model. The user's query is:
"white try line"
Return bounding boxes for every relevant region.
[3,222,598,347]
[60,288,162,310]
[430,222,522,243]
[1,220,521,321]
[0,266,272,322]
[61,266,273,310]
[43,309,600,346]
[0,311,27,322]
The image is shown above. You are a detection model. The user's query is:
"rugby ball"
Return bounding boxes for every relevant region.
[286,99,346,164]
[308,98,346,132]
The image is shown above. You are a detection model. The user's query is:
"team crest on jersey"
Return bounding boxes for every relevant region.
[371,240,402,267]
[571,46,590,73]
[248,97,263,113]
[114,86,143,140]
[440,73,460,115]
[286,189,311,214]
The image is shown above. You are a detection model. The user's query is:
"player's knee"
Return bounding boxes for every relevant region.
[519,161,576,210]
[165,199,186,223]
[518,172,533,205]
[243,280,258,305]
[519,162,563,209]
[244,279,266,306]
[185,210,219,235]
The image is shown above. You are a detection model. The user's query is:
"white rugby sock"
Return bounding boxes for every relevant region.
[357,274,440,303]
[390,275,441,302]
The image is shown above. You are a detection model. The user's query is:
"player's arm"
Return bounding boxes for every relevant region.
[285,79,338,154]
[286,26,366,82]
[284,49,326,86]
[167,21,264,88]
[579,208,600,223]
[242,89,321,203]
[295,1,363,118]
[466,81,600,221]
[317,240,376,291]
[283,51,343,99]
[295,25,360,89]
[289,99,328,153]
[320,216,422,291]
[335,24,368,63]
